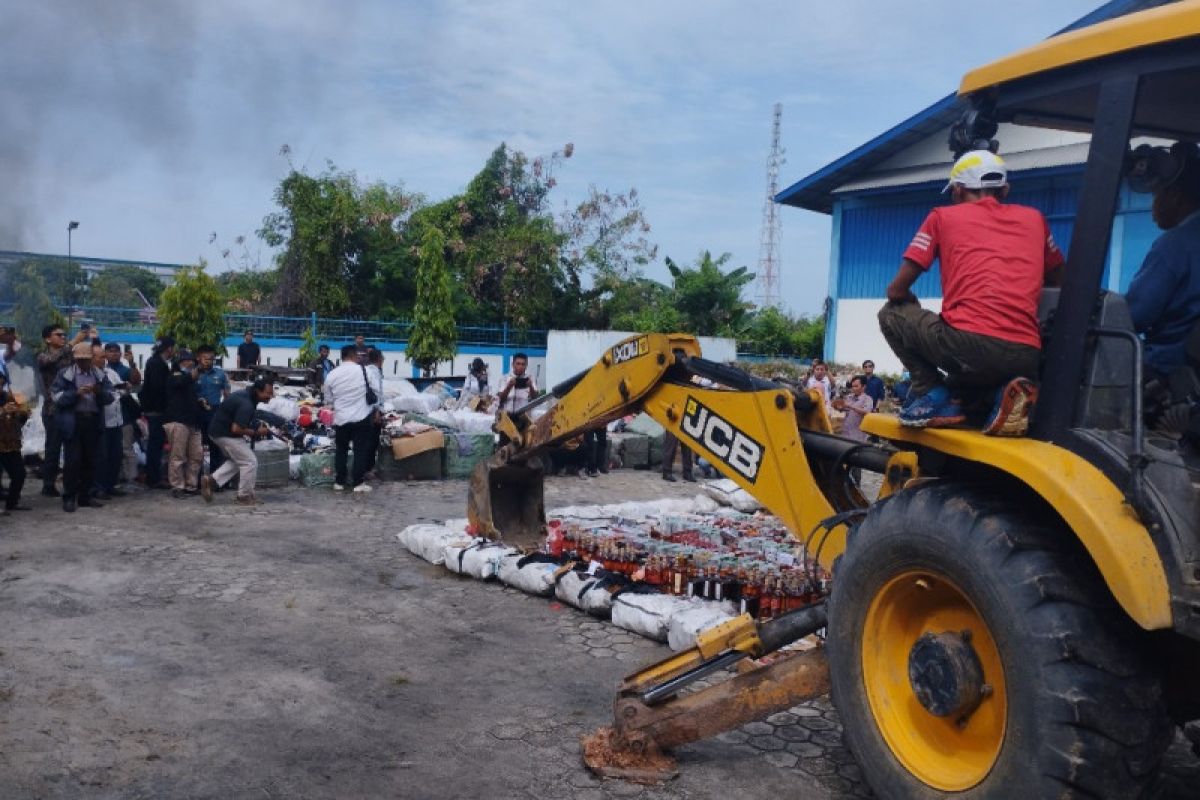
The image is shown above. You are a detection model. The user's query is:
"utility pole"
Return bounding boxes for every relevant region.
[756,104,784,309]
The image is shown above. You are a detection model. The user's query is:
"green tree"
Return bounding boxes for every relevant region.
[0,258,85,305]
[156,261,228,355]
[669,251,755,336]
[742,305,827,357]
[86,265,165,307]
[297,325,319,367]
[407,226,457,376]
[216,268,280,312]
[258,158,417,317]
[12,264,65,351]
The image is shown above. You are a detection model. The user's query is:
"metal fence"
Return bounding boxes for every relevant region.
[0,304,550,349]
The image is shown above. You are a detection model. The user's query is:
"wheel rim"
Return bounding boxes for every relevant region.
[861,570,1007,791]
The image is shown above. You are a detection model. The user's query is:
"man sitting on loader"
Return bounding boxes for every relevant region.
[878,149,1064,435]
[1125,141,1200,382]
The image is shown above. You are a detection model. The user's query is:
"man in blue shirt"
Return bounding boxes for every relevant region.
[861,360,885,410]
[1126,142,1200,378]
[194,345,230,478]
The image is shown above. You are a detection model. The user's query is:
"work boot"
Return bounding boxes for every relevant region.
[662,473,677,482]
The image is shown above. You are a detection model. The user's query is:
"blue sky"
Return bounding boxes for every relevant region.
[1,0,1102,315]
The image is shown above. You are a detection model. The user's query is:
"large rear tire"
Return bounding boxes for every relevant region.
[827,482,1172,798]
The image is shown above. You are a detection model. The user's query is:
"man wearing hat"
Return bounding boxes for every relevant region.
[1125,142,1200,380]
[50,341,115,512]
[139,336,175,488]
[879,150,1064,435]
[37,323,90,495]
[459,357,491,411]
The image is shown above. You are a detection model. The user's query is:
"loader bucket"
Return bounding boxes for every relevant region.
[467,456,546,550]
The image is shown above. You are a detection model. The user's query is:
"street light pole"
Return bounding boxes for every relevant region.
[67,220,79,267]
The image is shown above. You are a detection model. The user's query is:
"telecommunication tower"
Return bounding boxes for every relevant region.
[757,103,785,308]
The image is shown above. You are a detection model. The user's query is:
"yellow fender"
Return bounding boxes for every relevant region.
[862,414,1172,630]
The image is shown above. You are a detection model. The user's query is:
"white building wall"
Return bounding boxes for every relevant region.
[831,298,943,376]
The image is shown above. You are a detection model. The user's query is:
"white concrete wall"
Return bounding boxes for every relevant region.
[831,298,943,376]
[546,330,738,388]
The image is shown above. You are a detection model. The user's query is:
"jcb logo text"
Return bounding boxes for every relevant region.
[679,397,763,483]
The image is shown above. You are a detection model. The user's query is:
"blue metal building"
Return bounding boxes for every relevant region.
[776,0,1172,373]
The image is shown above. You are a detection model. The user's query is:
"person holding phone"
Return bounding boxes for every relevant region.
[50,341,115,512]
[37,323,90,495]
[496,353,538,415]
[103,342,142,486]
[93,343,127,499]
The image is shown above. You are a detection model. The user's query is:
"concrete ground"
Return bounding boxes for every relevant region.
[0,470,1196,799]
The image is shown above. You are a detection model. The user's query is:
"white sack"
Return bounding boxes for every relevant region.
[398,524,474,565]
[554,570,614,617]
[702,478,763,512]
[444,540,517,579]
[390,394,443,414]
[667,600,738,651]
[611,593,695,643]
[382,379,420,399]
[497,555,558,597]
[288,454,303,480]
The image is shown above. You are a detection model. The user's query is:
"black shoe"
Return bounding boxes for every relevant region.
[171,489,187,499]
[662,473,677,482]
[63,497,76,513]
[586,468,599,477]
[41,486,61,498]
[598,465,609,474]
[77,498,103,509]
[683,474,698,483]
[91,490,112,501]
[109,487,128,497]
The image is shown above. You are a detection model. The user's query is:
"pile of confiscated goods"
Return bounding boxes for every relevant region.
[397,485,830,652]
[252,379,500,485]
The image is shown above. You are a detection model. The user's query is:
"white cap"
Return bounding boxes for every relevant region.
[944,150,1008,193]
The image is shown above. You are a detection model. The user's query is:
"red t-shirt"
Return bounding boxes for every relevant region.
[902,197,1064,348]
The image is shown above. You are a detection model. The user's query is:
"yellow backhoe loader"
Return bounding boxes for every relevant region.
[469,5,1200,797]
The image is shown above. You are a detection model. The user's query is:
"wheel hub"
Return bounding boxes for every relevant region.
[908,630,988,720]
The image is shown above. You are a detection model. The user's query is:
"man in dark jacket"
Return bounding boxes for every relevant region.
[164,350,203,498]
[139,336,174,488]
[37,323,89,495]
[51,342,115,512]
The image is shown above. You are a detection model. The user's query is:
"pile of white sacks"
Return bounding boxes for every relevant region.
[397,494,749,652]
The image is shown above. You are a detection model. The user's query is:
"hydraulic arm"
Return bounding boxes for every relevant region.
[468,332,896,560]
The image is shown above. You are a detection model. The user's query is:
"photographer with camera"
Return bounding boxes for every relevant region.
[497,353,538,415]
[201,378,275,507]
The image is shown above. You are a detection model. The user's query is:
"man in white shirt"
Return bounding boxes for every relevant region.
[323,345,377,492]
[805,359,832,412]
[496,353,538,415]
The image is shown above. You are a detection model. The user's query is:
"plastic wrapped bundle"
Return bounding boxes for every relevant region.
[443,539,517,580]
[666,599,738,651]
[625,413,665,465]
[555,569,621,618]
[611,592,696,643]
[398,523,474,565]
[496,553,560,597]
[298,451,337,487]
[702,478,764,512]
[610,432,649,469]
[444,432,496,479]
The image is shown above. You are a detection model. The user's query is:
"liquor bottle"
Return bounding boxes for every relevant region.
[672,555,686,596]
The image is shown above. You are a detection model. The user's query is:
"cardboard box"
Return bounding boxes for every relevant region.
[391,429,445,460]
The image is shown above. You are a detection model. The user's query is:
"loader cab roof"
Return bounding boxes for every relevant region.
[959,1,1200,139]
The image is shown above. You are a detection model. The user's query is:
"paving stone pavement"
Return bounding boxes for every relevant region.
[0,471,1196,799]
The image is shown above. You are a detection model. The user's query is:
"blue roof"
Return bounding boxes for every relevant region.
[775,0,1175,214]
[0,249,187,271]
